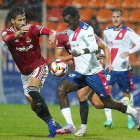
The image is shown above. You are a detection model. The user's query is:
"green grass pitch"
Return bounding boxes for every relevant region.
[0,104,140,140]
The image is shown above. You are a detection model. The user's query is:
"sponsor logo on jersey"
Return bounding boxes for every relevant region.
[16,44,33,51]
[109,41,113,47]
[88,34,93,37]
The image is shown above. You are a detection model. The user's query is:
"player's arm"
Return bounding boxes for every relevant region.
[98,41,113,72]
[31,24,56,43]
[55,48,72,62]
[55,33,72,61]
[41,27,56,43]
[120,31,140,58]
[2,26,29,42]
[71,27,98,57]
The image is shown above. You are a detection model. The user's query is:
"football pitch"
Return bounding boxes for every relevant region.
[0,104,140,140]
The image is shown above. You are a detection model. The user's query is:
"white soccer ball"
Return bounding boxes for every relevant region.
[50,59,68,77]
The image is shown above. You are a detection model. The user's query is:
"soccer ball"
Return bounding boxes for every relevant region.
[50,59,68,77]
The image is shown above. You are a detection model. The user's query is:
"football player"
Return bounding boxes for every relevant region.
[103,9,140,129]
[2,6,61,138]
[55,29,112,136]
[55,6,140,135]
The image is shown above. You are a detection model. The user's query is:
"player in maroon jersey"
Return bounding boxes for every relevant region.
[1,6,61,138]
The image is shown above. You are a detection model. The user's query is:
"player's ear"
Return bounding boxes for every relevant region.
[75,15,79,21]
[11,19,14,24]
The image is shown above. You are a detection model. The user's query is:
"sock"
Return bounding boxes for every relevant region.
[104,108,112,121]
[61,107,75,128]
[79,100,89,124]
[27,86,52,122]
[126,105,137,116]
[81,124,87,130]
[128,94,134,119]
[130,94,134,106]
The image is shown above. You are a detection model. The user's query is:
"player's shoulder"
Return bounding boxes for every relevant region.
[2,26,15,36]
[79,21,90,30]
[122,25,134,32]
[104,26,114,32]
[59,29,68,35]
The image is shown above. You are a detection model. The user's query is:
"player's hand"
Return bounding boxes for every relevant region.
[120,51,130,59]
[96,53,105,60]
[49,34,56,43]
[20,25,29,35]
[105,64,114,73]
[71,49,81,57]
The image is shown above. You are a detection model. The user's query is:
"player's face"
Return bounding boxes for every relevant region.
[112,11,123,29]
[63,15,78,31]
[11,14,26,31]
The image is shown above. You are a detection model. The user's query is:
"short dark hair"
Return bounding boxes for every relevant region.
[62,6,80,18]
[9,6,25,20]
[112,9,123,16]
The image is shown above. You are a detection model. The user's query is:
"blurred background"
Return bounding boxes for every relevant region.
[0,0,140,106]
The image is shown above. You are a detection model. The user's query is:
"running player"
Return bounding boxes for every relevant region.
[55,6,140,134]
[1,6,61,138]
[55,29,112,136]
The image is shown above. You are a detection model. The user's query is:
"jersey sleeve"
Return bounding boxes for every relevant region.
[1,29,15,43]
[56,34,64,49]
[129,30,140,45]
[103,30,108,45]
[31,24,56,36]
[83,26,98,53]
[128,30,140,54]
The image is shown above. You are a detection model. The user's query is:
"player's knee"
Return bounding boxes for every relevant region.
[57,80,67,97]
[77,92,87,101]
[94,102,104,109]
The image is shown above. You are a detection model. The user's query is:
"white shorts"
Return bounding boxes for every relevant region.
[21,64,48,97]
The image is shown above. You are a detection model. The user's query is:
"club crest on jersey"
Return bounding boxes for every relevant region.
[109,41,113,47]
[26,37,32,42]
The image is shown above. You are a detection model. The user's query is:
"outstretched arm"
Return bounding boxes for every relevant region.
[55,48,73,62]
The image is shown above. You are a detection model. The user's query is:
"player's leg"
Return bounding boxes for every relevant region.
[76,86,89,136]
[86,71,140,130]
[56,79,79,134]
[104,70,115,127]
[117,70,135,129]
[21,64,61,138]
[75,86,104,137]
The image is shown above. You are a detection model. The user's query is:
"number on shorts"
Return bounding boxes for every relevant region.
[106,74,111,81]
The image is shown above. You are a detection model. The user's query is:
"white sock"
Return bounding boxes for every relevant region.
[130,94,134,106]
[61,107,75,128]
[104,108,112,121]
[81,124,87,130]
[126,105,137,116]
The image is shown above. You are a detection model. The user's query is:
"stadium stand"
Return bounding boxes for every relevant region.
[122,0,139,9]
[97,9,112,22]
[105,0,121,9]
[55,21,67,33]
[48,7,63,21]
[87,0,105,8]
[129,10,140,23]
[80,8,96,22]
[72,0,89,8]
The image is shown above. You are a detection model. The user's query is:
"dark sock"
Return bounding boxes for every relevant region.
[101,96,127,113]
[27,86,52,122]
[79,99,89,124]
